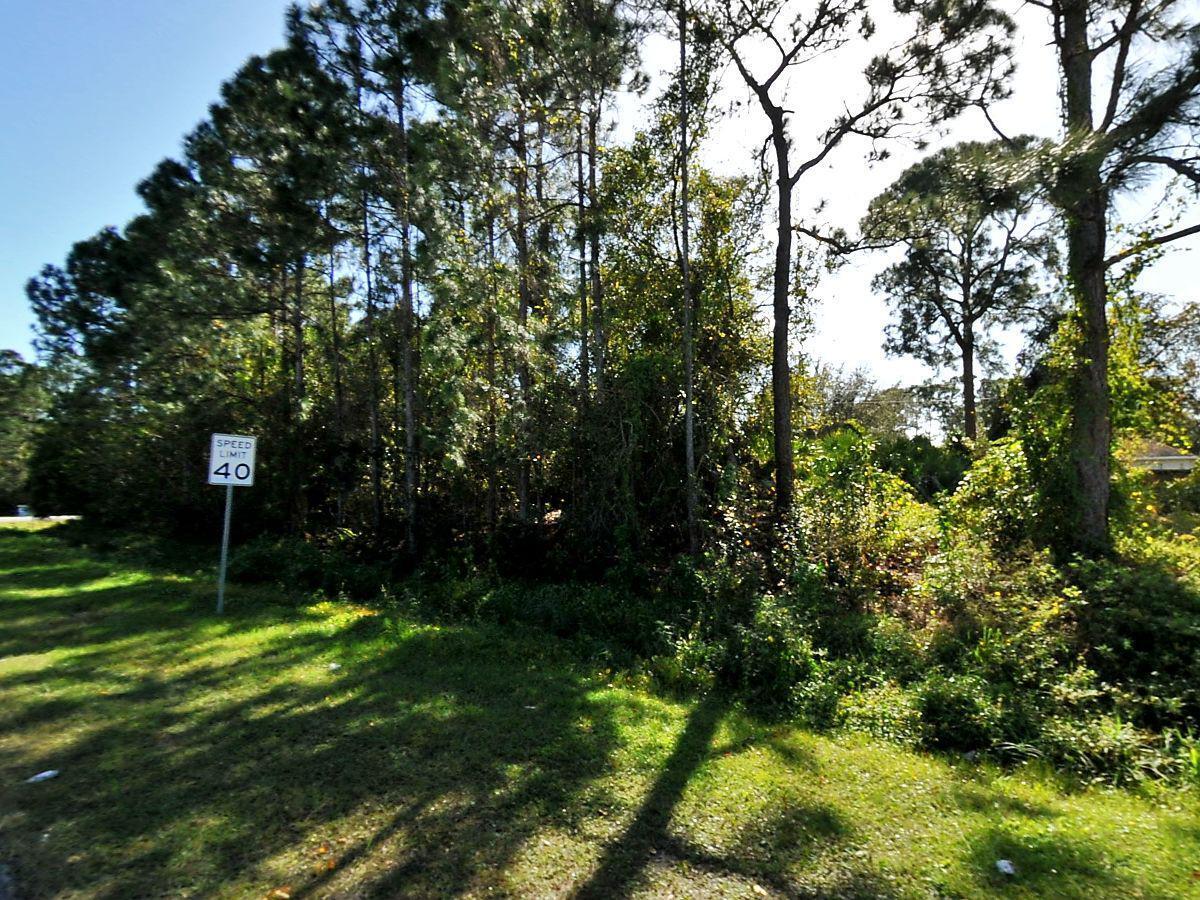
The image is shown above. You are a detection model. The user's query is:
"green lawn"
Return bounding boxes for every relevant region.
[0,526,1196,898]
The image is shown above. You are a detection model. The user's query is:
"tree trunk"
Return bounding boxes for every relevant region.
[355,55,384,537]
[395,78,419,556]
[588,105,606,394]
[486,213,499,537]
[577,120,590,399]
[679,0,698,556]
[961,324,977,441]
[515,107,532,522]
[290,256,308,534]
[362,189,383,535]
[534,112,551,316]
[1057,0,1111,556]
[770,125,795,515]
[293,256,305,404]
[327,247,346,528]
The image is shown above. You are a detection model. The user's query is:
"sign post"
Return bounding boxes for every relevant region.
[208,433,257,614]
[217,483,234,614]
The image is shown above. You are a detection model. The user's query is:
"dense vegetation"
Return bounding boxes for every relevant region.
[3,525,1198,897]
[8,0,1200,785]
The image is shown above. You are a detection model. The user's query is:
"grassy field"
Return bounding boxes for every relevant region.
[0,525,1197,899]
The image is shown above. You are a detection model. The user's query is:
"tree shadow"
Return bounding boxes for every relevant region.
[569,696,863,899]
[1,542,630,898]
[571,694,728,899]
[950,783,1059,820]
[964,826,1127,897]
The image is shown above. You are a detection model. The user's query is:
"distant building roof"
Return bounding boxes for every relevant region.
[1131,440,1198,473]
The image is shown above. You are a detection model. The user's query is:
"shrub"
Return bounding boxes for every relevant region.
[1038,713,1162,785]
[942,438,1038,549]
[876,435,970,501]
[731,595,818,709]
[916,673,1001,752]
[1160,465,1200,516]
[839,683,922,746]
[1070,555,1200,730]
[791,660,856,728]
[864,615,925,683]
[791,429,924,604]
[227,536,325,591]
[651,624,724,695]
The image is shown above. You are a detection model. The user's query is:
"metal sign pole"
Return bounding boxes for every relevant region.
[216,483,233,614]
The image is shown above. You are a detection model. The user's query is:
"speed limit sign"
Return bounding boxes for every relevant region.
[208,433,256,486]
[209,433,256,615]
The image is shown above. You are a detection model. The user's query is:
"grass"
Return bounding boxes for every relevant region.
[0,526,1197,899]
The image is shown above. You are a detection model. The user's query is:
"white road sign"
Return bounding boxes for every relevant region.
[208,433,257,487]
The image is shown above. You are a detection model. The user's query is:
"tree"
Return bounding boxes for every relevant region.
[678,0,697,555]
[0,352,46,513]
[863,139,1055,439]
[710,0,1014,515]
[1004,0,1200,554]
[597,130,769,556]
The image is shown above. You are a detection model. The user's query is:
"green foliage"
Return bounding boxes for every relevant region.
[0,351,46,512]
[1037,714,1164,786]
[916,673,1001,752]
[942,438,1038,547]
[839,683,922,747]
[17,0,1200,796]
[791,429,922,603]
[227,535,392,601]
[6,526,1199,899]
[875,435,970,501]
[730,595,817,709]
[1070,554,1200,731]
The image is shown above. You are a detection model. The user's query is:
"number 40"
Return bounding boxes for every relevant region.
[214,462,251,480]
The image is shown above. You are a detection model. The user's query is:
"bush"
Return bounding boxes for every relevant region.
[731,595,818,709]
[1160,466,1200,516]
[791,430,926,604]
[651,624,724,695]
[916,673,1001,752]
[1038,714,1162,785]
[864,615,925,683]
[226,534,393,601]
[942,438,1038,549]
[1070,555,1200,731]
[227,536,325,590]
[876,435,970,501]
[839,683,922,746]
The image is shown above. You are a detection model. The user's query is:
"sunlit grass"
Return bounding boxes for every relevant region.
[0,524,1196,898]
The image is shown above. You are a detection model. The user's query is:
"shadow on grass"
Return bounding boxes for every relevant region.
[951,782,1059,820]
[3,530,1186,898]
[965,827,1126,896]
[0,536,626,897]
[571,699,872,899]
[573,695,729,899]
[7,632,623,896]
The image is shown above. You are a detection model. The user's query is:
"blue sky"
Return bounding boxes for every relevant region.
[0,0,293,360]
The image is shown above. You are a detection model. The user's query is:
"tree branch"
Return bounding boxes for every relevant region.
[1099,0,1140,132]
[795,224,896,254]
[1104,221,1200,267]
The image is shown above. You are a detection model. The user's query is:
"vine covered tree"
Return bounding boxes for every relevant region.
[1012,0,1200,554]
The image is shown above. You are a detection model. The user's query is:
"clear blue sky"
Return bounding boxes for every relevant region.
[0,0,293,361]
